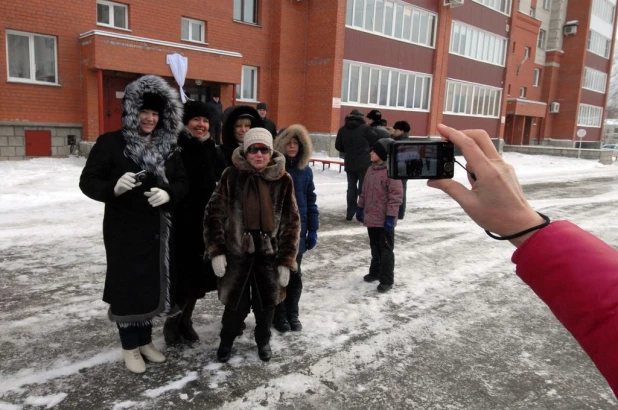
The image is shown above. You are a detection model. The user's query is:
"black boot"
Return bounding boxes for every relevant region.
[179,298,199,342]
[217,342,232,363]
[286,271,303,332]
[257,343,272,362]
[273,303,291,333]
[163,314,183,346]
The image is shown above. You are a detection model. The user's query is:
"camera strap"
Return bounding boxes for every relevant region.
[485,212,551,241]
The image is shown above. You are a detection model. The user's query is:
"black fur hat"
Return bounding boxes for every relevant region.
[183,101,211,124]
[393,120,411,133]
[141,92,166,113]
[372,138,393,161]
[367,109,382,121]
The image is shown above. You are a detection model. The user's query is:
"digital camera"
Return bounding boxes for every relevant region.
[134,170,147,182]
[387,140,455,180]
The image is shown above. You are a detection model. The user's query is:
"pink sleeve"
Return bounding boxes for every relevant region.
[513,221,618,396]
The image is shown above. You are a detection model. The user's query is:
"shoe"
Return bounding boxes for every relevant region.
[346,215,353,221]
[139,343,166,363]
[163,316,183,346]
[179,299,200,342]
[122,348,146,373]
[258,344,272,362]
[363,274,379,282]
[377,283,392,293]
[288,318,302,332]
[217,344,232,363]
[274,319,291,333]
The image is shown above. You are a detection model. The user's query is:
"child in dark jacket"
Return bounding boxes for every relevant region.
[272,125,319,331]
[356,138,403,292]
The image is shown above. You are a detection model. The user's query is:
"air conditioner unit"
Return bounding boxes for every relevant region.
[444,0,464,7]
[564,25,577,36]
[549,102,560,113]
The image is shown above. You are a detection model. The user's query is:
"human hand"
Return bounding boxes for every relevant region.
[211,255,227,277]
[427,124,545,247]
[278,266,290,287]
[355,208,364,222]
[113,172,141,196]
[144,188,170,207]
[306,231,318,250]
[384,216,395,232]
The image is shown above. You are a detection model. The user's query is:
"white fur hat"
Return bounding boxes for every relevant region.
[243,127,273,152]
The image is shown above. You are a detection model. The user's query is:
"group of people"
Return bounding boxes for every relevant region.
[79,75,617,398]
[79,75,315,372]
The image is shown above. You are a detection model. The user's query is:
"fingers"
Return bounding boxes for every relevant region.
[427,179,476,210]
[459,129,501,161]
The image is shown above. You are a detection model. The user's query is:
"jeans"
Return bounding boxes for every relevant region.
[346,170,366,219]
[367,227,395,285]
[117,323,152,350]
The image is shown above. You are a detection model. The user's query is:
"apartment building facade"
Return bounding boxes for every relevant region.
[1,0,616,159]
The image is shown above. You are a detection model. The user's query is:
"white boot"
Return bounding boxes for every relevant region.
[139,343,166,363]
[122,348,146,373]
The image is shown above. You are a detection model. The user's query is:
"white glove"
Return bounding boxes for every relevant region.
[278,266,290,287]
[212,255,227,278]
[144,188,170,207]
[114,172,141,196]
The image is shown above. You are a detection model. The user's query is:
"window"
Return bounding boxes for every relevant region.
[537,29,546,49]
[96,0,128,29]
[529,7,535,17]
[533,68,541,87]
[583,67,607,93]
[588,30,611,58]
[450,21,508,66]
[524,46,531,59]
[181,18,205,43]
[444,79,502,117]
[345,0,437,48]
[236,66,257,101]
[341,60,432,111]
[234,0,258,24]
[543,0,551,10]
[472,0,512,15]
[519,87,527,98]
[592,0,615,23]
[577,104,603,127]
[6,30,57,84]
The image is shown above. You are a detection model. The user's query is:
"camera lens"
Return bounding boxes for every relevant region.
[443,162,454,173]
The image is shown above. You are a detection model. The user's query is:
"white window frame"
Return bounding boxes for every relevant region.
[533,68,541,87]
[236,65,258,101]
[234,0,258,25]
[583,67,607,93]
[524,46,531,59]
[96,0,129,30]
[519,87,527,98]
[471,0,512,16]
[450,21,508,66]
[444,79,502,118]
[588,30,611,58]
[181,17,205,43]
[345,0,438,48]
[543,0,551,10]
[577,104,603,127]
[529,7,536,17]
[537,29,546,50]
[6,30,58,85]
[341,60,432,111]
[592,0,615,23]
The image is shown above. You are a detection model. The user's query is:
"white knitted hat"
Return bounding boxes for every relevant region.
[243,127,273,152]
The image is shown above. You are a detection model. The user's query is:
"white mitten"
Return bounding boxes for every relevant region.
[114,172,141,196]
[277,266,290,287]
[212,255,227,278]
[144,188,170,207]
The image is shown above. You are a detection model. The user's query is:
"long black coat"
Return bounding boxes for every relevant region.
[335,116,379,172]
[174,130,223,299]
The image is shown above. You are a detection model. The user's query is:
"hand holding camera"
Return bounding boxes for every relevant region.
[144,187,170,207]
[114,172,143,196]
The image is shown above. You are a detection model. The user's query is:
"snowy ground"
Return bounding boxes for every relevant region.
[1,152,618,409]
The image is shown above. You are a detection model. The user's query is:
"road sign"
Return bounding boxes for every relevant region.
[576,129,587,138]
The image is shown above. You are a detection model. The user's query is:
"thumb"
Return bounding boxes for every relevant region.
[143,187,160,197]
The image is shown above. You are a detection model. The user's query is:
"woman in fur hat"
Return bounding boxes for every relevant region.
[217,105,265,169]
[164,100,222,346]
[79,75,188,373]
[204,127,300,363]
[272,125,319,332]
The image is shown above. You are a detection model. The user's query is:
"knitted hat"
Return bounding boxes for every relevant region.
[183,101,211,125]
[372,138,393,161]
[141,92,165,113]
[243,127,273,152]
[256,102,268,111]
[366,109,382,121]
[349,109,364,117]
[393,120,411,133]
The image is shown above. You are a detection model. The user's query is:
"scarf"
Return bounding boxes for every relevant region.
[241,174,275,254]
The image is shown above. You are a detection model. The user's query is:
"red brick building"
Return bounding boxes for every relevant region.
[0,0,616,159]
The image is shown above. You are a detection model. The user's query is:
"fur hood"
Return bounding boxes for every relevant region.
[121,75,183,183]
[274,124,313,170]
[231,146,287,181]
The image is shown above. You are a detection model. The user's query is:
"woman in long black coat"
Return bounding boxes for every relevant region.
[79,75,188,374]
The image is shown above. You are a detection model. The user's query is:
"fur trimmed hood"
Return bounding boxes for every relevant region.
[121,75,183,183]
[231,146,287,181]
[274,124,313,170]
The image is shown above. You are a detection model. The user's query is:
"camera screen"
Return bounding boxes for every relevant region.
[388,141,454,180]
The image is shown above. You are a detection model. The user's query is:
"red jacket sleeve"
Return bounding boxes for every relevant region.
[513,221,618,396]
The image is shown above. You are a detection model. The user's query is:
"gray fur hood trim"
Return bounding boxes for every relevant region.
[231,147,287,181]
[121,75,183,183]
[273,124,313,170]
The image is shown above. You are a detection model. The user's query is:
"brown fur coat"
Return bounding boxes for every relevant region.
[204,147,300,310]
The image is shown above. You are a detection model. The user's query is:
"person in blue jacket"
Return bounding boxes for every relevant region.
[272,124,319,332]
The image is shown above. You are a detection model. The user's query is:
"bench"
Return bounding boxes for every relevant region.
[309,158,345,173]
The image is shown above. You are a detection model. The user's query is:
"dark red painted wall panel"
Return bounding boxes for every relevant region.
[442,114,501,137]
[446,55,505,87]
[452,2,511,37]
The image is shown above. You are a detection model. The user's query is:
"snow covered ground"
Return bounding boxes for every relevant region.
[1,152,617,409]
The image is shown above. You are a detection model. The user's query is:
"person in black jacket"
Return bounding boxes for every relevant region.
[366,109,391,140]
[164,100,223,346]
[335,109,379,220]
[217,105,265,170]
[392,120,411,220]
[257,102,277,137]
[206,93,223,145]
[79,75,188,374]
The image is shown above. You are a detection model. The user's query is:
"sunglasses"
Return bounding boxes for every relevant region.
[247,146,271,154]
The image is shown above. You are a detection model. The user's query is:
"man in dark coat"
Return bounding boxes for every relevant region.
[79,75,188,373]
[366,109,391,139]
[206,93,223,145]
[335,109,379,220]
[257,102,277,136]
[392,120,411,219]
[164,100,223,345]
